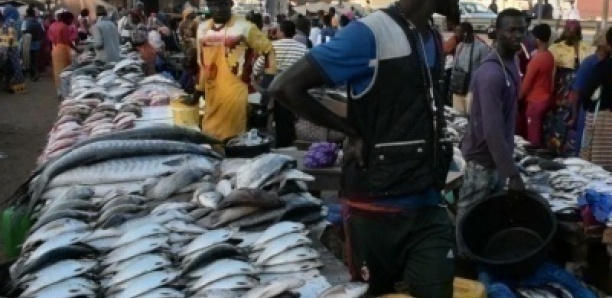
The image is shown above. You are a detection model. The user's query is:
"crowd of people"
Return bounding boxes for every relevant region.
[444,15,612,171]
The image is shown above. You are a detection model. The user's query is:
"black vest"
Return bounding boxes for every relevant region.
[341,7,452,199]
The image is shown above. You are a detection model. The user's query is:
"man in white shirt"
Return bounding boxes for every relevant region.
[566,0,580,20]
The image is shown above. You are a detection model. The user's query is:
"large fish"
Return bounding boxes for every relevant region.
[217,189,285,210]
[19,259,97,296]
[134,288,186,298]
[227,207,286,230]
[147,167,209,201]
[255,233,312,263]
[181,243,243,276]
[103,236,170,265]
[194,275,259,292]
[12,245,96,278]
[24,219,90,250]
[113,223,169,247]
[109,269,179,298]
[235,154,297,189]
[252,222,305,250]
[242,278,305,298]
[47,154,215,189]
[198,207,261,229]
[180,229,236,257]
[261,260,324,274]
[19,277,97,298]
[28,139,221,210]
[107,255,172,287]
[257,246,320,266]
[189,260,259,291]
[318,282,369,298]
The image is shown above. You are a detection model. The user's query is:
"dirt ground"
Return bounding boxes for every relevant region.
[0,74,57,204]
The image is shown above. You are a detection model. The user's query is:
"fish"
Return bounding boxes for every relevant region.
[98,211,149,229]
[198,206,260,229]
[29,210,96,233]
[114,223,169,247]
[255,233,312,263]
[169,232,198,243]
[48,154,216,189]
[19,260,97,296]
[103,236,170,265]
[98,204,148,224]
[20,277,97,298]
[29,139,221,210]
[261,260,324,273]
[100,194,147,213]
[164,220,206,234]
[147,167,210,200]
[82,228,121,242]
[100,253,169,276]
[227,207,286,230]
[258,246,320,266]
[37,185,94,211]
[242,278,305,298]
[217,189,285,210]
[43,200,95,214]
[25,231,92,266]
[134,288,186,298]
[107,255,172,287]
[87,236,120,251]
[195,190,224,209]
[252,222,305,250]
[317,282,369,298]
[216,179,233,197]
[196,275,259,292]
[189,260,259,291]
[235,154,296,189]
[180,229,236,257]
[188,208,214,221]
[150,202,195,214]
[189,289,245,298]
[110,269,179,298]
[12,244,96,278]
[220,158,250,178]
[181,243,243,276]
[179,180,215,194]
[23,219,90,250]
[118,209,192,231]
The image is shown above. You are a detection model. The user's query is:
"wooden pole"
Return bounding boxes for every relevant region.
[603,0,610,29]
[537,0,543,24]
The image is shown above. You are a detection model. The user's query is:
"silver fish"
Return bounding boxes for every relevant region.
[82,228,121,242]
[26,231,92,266]
[20,260,97,296]
[43,200,95,214]
[188,208,214,221]
[198,206,260,229]
[148,167,210,200]
[261,260,324,273]
[255,233,312,263]
[48,154,215,189]
[151,202,195,214]
[258,246,320,266]
[235,154,296,189]
[98,204,147,224]
[169,232,198,243]
[180,229,236,257]
[107,255,172,287]
[197,275,259,291]
[242,278,305,298]
[101,194,147,213]
[164,220,206,234]
[189,289,244,298]
[216,179,233,197]
[87,236,120,251]
[21,277,97,298]
[217,189,284,210]
[100,253,170,276]
[111,270,179,298]
[114,223,169,247]
[195,190,223,209]
[42,186,94,211]
[103,236,169,265]
[318,282,369,298]
[29,139,221,208]
[30,210,96,233]
[119,209,192,232]
[24,219,89,251]
[253,222,305,250]
[134,288,186,298]
[181,243,242,276]
[189,259,258,290]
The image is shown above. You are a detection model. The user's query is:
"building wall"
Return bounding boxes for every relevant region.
[578,0,612,20]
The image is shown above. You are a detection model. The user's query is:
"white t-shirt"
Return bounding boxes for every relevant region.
[566,7,581,20]
[148,30,164,51]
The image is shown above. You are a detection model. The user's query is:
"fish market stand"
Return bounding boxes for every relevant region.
[0,57,359,298]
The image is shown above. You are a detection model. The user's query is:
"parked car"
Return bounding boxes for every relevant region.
[433,1,497,32]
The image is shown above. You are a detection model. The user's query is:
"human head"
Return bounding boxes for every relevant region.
[26,7,35,18]
[295,15,310,36]
[81,8,89,17]
[250,12,263,30]
[339,14,349,27]
[495,8,527,52]
[322,14,332,27]
[544,0,548,3]
[561,20,582,44]
[130,10,141,23]
[263,14,270,25]
[207,0,232,24]
[532,23,551,47]
[135,1,144,11]
[278,20,296,39]
[397,0,459,25]
[328,7,335,15]
[60,11,74,25]
[459,22,474,41]
[96,6,107,17]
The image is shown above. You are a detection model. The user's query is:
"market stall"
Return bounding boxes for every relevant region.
[0,47,368,298]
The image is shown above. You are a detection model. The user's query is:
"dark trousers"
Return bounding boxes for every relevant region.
[29,50,39,79]
[344,205,455,297]
[260,74,296,147]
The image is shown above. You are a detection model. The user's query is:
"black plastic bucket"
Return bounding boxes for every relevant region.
[224,132,273,158]
[459,190,557,277]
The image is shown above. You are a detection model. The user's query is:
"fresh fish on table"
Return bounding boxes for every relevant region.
[235,154,297,189]
[28,139,221,210]
[242,278,305,298]
[255,233,312,262]
[109,269,179,298]
[23,219,89,250]
[102,236,170,265]
[12,244,97,278]
[189,289,245,298]
[100,194,147,213]
[47,154,216,188]
[195,190,223,209]
[253,222,306,250]
[180,229,236,257]
[98,204,147,224]
[192,275,259,292]
[181,243,243,276]
[25,231,92,263]
[134,288,186,298]
[227,207,286,229]
[257,246,320,266]
[217,189,285,210]
[260,260,324,273]
[19,259,97,295]
[318,282,369,298]
[19,277,97,298]
[29,210,96,233]
[189,260,259,291]
[147,167,210,200]
[150,202,195,214]
[198,206,260,229]
[113,223,168,247]
[107,255,172,287]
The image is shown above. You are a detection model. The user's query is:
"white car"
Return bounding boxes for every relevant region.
[434,2,497,32]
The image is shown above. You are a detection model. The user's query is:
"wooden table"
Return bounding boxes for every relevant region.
[275,149,463,194]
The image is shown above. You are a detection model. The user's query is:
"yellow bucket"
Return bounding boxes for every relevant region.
[171,97,200,127]
[453,277,486,298]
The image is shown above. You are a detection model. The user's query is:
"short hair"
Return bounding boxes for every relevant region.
[295,15,310,34]
[279,20,296,38]
[496,8,524,29]
[81,9,89,17]
[26,7,35,17]
[323,14,332,26]
[460,22,474,35]
[532,23,552,43]
[607,27,612,47]
[329,7,336,14]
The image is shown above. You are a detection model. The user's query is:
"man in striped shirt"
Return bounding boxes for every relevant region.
[254,20,308,147]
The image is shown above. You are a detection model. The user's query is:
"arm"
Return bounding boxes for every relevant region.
[91,25,103,49]
[579,62,604,103]
[245,24,276,75]
[519,55,539,101]
[476,69,520,178]
[443,36,457,55]
[268,22,375,138]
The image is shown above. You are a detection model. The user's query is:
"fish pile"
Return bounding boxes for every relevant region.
[38,99,143,164]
